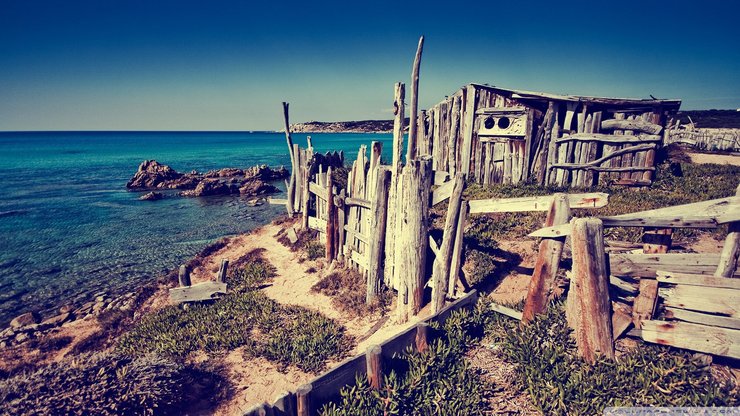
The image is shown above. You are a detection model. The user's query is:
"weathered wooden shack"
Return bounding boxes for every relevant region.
[419,84,681,187]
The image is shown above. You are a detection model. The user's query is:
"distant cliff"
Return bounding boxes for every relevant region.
[289,119,409,133]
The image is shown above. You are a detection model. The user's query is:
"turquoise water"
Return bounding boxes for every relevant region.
[0,131,392,324]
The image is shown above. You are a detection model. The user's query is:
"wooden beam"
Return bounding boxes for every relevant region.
[567,218,614,362]
[555,132,661,144]
[431,174,465,314]
[641,320,740,360]
[267,197,288,205]
[660,285,739,317]
[448,200,469,298]
[715,184,740,277]
[601,118,663,135]
[308,181,328,200]
[308,216,328,231]
[469,192,608,214]
[490,302,523,320]
[406,36,424,163]
[169,281,227,304]
[664,308,740,330]
[431,178,455,205]
[632,279,658,327]
[343,225,369,244]
[345,197,371,209]
[656,270,740,290]
[522,193,570,323]
[642,227,672,254]
[610,253,726,278]
[461,85,476,176]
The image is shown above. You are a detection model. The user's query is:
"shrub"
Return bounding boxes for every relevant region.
[0,352,190,415]
[311,269,390,317]
[486,302,738,415]
[320,308,491,415]
[118,255,350,373]
[305,241,325,260]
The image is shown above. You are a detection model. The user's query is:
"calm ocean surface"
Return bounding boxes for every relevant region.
[0,131,392,324]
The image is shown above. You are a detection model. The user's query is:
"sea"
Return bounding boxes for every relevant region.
[0,131,393,325]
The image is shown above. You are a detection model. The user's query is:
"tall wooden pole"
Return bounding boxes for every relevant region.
[326,167,336,261]
[282,102,295,216]
[522,193,571,323]
[406,36,424,164]
[431,173,465,313]
[396,157,432,323]
[367,167,391,303]
[385,83,406,288]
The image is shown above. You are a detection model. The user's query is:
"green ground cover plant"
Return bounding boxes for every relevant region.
[319,306,492,416]
[117,252,351,373]
[484,301,738,415]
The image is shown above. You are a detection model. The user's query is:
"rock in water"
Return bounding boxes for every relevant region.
[126,160,183,189]
[139,191,164,201]
[10,311,41,328]
[239,180,279,197]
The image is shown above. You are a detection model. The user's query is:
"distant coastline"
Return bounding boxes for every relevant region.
[288,119,409,133]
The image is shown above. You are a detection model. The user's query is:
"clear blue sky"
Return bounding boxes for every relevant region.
[1,0,738,131]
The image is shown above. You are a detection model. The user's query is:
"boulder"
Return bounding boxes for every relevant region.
[239,180,279,197]
[180,180,237,197]
[139,191,164,201]
[244,164,290,181]
[126,160,183,189]
[42,312,72,327]
[10,312,40,329]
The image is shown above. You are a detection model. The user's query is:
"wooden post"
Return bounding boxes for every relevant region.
[448,200,469,298]
[385,82,406,288]
[296,383,311,416]
[272,391,295,416]
[282,102,295,216]
[567,218,614,363]
[522,193,571,323]
[216,259,228,284]
[460,85,476,177]
[178,265,191,287]
[406,36,424,163]
[431,173,465,313]
[367,167,391,303]
[326,167,336,261]
[365,345,383,390]
[301,148,310,228]
[642,227,672,254]
[396,158,433,323]
[715,184,740,277]
[336,189,346,261]
[293,143,303,220]
[415,322,429,353]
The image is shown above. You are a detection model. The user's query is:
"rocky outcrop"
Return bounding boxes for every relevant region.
[10,312,40,329]
[127,161,288,198]
[139,191,164,201]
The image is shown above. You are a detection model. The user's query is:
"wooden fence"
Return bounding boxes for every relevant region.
[243,290,479,416]
[665,125,740,152]
[521,186,740,362]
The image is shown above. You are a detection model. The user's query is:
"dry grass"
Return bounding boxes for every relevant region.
[310,268,390,318]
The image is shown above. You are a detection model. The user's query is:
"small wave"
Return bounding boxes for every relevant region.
[0,209,29,218]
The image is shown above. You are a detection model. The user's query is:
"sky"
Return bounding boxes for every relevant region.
[1,0,738,131]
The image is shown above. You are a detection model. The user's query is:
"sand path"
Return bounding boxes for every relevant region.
[194,223,432,415]
[687,152,740,166]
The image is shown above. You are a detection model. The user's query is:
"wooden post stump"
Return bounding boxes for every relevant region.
[642,227,672,254]
[567,217,614,362]
[415,322,429,353]
[715,184,740,277]
[178,265,191,287]
[396,158,433,323]
[431,173,465,314]
[296,383,312,416]
[367,167,391,303]
[272,391,295,416]
[216,259,228,283]
[522,193,571,323]
[366,345,383,390]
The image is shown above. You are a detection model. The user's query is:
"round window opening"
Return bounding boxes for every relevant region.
[484,116,495,129]
[497,116,511,129]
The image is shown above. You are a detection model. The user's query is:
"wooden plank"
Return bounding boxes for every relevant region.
[343,225,369,244]
[345,197,371,209]
[555,132,661,144]
[169,281,227,303]
[433,170,450,185]
[612,301,633,340]
[461,85,476,176]
[601,118,663,135]
[490,302,523,320]
[529,217,722,238]
[448,201,469,298]
[641,320,740,359]
[267,197,288,205]
[469,192,608,214]
[632,279,658,326]
[308,216,327,231]
[610,253,724,278]
[431,179,455,206]
[660,285,739,317]
[665,308,740,330]
[351,249,369,270]
[656,270,740,289]
[431,174,465,313]
[308,181,328,200]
